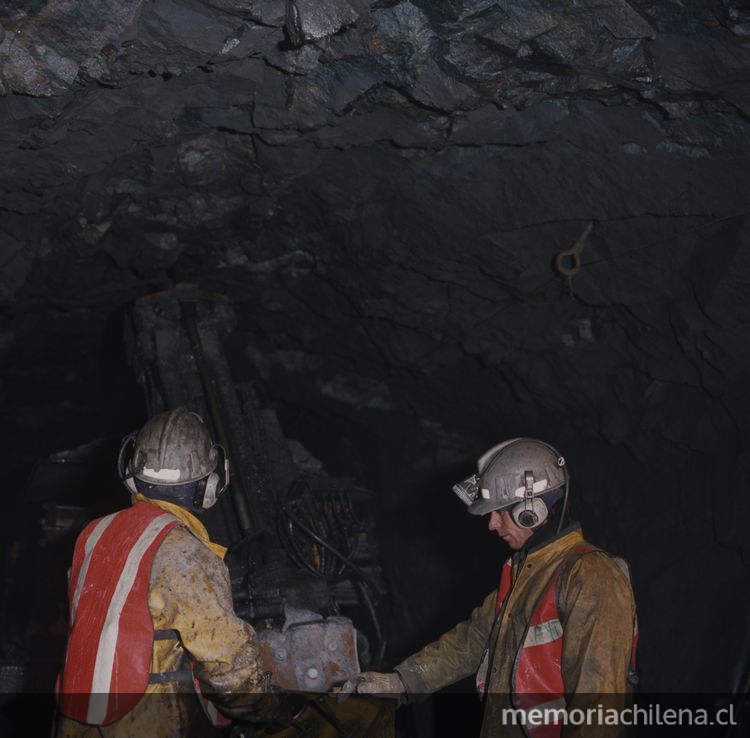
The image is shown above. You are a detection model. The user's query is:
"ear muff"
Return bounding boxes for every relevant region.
[511,497,549,529]
[117,433,138,494]
[201,473,220,509]
[199,444,229,510]
[510,469,549,529]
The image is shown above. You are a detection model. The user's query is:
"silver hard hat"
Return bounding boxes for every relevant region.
[461,438,568,516]
[127,407,218,485]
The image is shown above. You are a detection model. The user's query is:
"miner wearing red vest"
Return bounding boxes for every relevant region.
[335,438,638,737]
[55,408,270,738]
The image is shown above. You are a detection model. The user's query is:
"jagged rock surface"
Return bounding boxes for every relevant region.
[1,0,750,694]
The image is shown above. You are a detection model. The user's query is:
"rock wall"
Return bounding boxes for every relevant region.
[1,0,750,694]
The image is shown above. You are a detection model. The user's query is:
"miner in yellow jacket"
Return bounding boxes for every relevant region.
[55,408,270,738]
[336,438,637,738]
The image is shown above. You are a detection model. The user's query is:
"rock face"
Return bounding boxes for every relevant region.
[1,0,750,697]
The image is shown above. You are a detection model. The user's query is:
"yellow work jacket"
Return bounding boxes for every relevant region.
[395,527,637,738]
[55,503,266,738]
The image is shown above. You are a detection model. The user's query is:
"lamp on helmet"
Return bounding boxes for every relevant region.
[118,407,229,512]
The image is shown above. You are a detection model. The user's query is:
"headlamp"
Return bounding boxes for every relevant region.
[452,474,481,507]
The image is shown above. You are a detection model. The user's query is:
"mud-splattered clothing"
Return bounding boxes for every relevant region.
[56,502,265,738]
[395,527,636,738]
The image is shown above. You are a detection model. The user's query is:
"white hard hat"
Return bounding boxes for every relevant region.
[454,438,568,528]
[118,407,229,510]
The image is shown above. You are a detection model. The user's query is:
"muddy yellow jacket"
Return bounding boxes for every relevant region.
[55,501,266,738]
[395,527,636,738]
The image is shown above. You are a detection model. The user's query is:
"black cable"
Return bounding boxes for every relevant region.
[557,477,571,536]
[280,505,387,665]
[225,529,268,595]
[280,513,325,578]
[225,529,267,557]
[329,494,353,579]
[281,506,377,589]
[356,578,387,667]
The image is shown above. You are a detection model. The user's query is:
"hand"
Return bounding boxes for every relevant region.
[236,675,307,729]
[331,672,405,703]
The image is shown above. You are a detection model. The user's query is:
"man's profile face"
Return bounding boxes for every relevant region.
[488,509,534,550]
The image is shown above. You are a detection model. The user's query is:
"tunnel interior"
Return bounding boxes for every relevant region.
[1,0,750,729]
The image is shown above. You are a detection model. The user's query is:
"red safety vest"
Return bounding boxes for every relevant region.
[492,545,638,738]
[57,503,180,725]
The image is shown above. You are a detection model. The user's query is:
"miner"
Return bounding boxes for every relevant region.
[335,437,638,737]
[55,408,270,737]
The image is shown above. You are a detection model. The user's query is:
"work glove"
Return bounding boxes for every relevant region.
[331,672,405,703]
[228,672,306,729]
[251,689,304,726]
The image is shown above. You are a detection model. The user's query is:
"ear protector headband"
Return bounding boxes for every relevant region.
[201,444,229,509]
[511,470,549,529]
[510,459,567,530]
[117,432,138,494]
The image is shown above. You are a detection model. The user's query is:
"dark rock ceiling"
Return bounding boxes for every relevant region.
[2,0,750,697]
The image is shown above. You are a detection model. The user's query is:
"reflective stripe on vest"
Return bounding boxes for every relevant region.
[58,503,179,725]
[511,549,581,738]
[491,544,637,738]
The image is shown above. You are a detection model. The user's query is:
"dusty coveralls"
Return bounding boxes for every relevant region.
[394,526,636,738]
[55,498,266,738]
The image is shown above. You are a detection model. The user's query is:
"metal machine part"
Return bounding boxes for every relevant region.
[0,290,388,738]
[257,613,359,692]
[124,285,388,689]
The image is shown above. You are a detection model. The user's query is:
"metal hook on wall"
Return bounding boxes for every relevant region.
[555,222,594,278]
